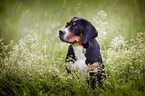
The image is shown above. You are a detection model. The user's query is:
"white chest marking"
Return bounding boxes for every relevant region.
[71,46,87,71]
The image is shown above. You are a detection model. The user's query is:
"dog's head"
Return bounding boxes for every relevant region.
[58,17,98,44]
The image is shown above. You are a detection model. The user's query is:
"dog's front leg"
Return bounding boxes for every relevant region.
[88,62,104,89]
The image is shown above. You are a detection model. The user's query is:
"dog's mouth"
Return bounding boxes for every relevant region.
[59,36,77,44]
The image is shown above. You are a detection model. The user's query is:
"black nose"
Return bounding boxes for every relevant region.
[59,29,65,36]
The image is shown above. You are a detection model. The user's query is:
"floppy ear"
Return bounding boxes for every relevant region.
[83,22,98,44]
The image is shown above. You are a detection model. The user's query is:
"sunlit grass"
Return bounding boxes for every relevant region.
[0,0,145,95]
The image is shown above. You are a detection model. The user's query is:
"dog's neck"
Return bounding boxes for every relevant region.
[72,45,85,57]
[71,45,87,71]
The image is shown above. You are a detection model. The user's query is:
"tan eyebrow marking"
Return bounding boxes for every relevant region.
[73,22,76,25]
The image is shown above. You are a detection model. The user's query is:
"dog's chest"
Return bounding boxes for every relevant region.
[71,46,87,71]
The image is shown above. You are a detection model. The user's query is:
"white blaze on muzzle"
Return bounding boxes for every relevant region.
[62,27,70,40]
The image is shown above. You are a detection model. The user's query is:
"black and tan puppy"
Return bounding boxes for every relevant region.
[58,17,105,89]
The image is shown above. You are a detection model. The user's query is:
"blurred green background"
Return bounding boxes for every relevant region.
[0,0,144,44]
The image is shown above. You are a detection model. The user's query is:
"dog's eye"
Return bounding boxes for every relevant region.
[73,25,78,29]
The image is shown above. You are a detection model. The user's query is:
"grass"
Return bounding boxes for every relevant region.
[0,0,145,96]
[0,27,144,96]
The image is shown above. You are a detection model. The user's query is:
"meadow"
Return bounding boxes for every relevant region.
[0,0,145,96]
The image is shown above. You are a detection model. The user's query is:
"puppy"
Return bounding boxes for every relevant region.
[58,17,105,89]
